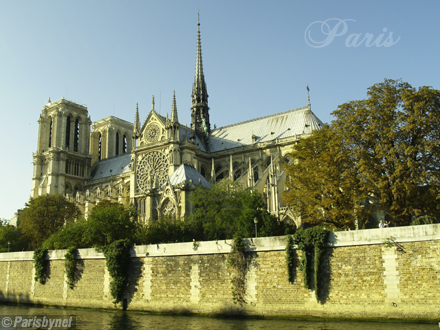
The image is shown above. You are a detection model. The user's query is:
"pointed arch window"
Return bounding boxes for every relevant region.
[65,116,71,148]
[123,135,127,153]
[98,134,102,161]
[215,165,224,182]
[74,119,79,152]
[115,132,120,156]
[48,119,53,148]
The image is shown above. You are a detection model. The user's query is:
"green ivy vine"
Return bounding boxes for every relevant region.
[64,247,77,289]
[227,236,247,304]
[33,247,49,284]
[285,234,295,283]
[103,238,133,306]
[292,227,329,302]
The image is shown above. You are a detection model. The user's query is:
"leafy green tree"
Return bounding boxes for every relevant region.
[332,79,440,225]
[0,219,27,252]
[284,79,440,228]
[18,194,81,249]
[83,201,138,247]
[41,218,88,250]
[190,181,291,239]
[283,125,364,229]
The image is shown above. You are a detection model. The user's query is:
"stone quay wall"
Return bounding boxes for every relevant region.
[0,224,439,321]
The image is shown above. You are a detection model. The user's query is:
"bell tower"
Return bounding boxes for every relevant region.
[191,15,210,149]
[31,98,92,199]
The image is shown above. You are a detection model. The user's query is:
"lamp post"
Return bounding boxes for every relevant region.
[7,241,10,253]
[254,217,258,238]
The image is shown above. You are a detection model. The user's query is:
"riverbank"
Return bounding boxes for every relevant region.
[1,224,440,321]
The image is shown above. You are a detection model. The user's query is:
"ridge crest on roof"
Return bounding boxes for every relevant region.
[212,105,310,131]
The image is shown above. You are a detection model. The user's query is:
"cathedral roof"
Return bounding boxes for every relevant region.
[209,106,323,152]
[168,163,211,188]
[90,153,131,181]
[179,125,208,152]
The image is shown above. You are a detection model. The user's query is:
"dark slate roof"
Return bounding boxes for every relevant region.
[168,163,211,188]
[209,106,323,152]
[90,154,131,180]
[179,125,208,152]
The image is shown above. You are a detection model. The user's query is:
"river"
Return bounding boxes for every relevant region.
[0,304,437,330]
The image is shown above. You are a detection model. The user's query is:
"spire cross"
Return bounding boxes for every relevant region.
[307,85,311,105]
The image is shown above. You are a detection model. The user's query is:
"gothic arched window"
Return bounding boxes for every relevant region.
[233,163,241,181]
[66,116,71,148]
[215,165,224,182]
[74,118,80,152]
[98,134,102,161]
[48,119,53,148]
[123,135,127,153]
[254,166,259,182]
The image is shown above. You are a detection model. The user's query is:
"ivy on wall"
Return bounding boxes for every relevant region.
[33,247,49,284]
[292,227,329,302]
[227,236,247,304]
[103,238,133,306]
[64,247,77,289]
[285,234,295,283]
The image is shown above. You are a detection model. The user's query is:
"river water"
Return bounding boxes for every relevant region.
[0,304,437,330]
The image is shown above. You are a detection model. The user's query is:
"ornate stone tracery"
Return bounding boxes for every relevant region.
[145,123,161,143]
[136,151,169,193]
[161,199,177,217]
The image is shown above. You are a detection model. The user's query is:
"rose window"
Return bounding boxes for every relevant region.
[136,151,169,193]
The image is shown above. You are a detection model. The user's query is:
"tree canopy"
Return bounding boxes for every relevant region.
[0,219,26,252]
[189,180,293,240]
[19,194,81,249]
[284,79,440,228]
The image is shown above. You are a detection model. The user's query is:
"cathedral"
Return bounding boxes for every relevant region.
[30,21,323,227]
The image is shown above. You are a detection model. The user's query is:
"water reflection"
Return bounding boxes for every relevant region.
[0,304,436,330]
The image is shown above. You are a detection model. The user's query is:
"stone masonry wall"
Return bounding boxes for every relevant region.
[0,225,439,320]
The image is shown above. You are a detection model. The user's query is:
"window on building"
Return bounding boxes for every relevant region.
[123,135,127,153]
[215,165,224,182]
[98,134,102,161]
[66,116,71,148]
[254,167,259,182]
[48,119,53,148]
[266,156,272,168]
[74,119,79,152]
[234,163,241,181]
[201,166,206,178]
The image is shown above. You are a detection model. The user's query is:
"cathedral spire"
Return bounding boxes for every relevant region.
[192,12,207,104]
[191,13,210,148]
[133,103,140,138]
[171,91,178,123]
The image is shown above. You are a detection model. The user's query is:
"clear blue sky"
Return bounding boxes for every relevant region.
[1,0,439,220]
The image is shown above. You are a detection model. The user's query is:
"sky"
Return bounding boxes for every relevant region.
[0,0,439,220]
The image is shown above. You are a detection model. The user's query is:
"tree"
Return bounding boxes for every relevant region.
[284,79,440,228]
[283,125,364,229]
[332,79,440,225]
[82,201,138,247]
[0,219,27,252]
[41,218,89,250]
[190,181,292,239]
[18,194,81,249]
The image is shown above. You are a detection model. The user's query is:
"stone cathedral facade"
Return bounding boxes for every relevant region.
[31,21,323,227]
